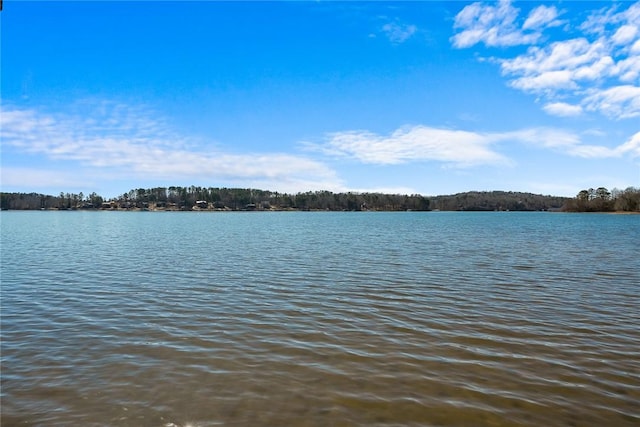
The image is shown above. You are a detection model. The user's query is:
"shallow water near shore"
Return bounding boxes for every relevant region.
[1,211,639,426]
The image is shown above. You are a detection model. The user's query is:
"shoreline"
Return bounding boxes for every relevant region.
[2,207,638,214]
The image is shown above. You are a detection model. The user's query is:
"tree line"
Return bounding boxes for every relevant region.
[562,186,640,212]
[0,186,430,211]
[3,186,637,212]
[430,191,569,211]
[0,191,105,210]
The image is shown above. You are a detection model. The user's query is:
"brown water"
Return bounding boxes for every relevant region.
[1,211,639,426]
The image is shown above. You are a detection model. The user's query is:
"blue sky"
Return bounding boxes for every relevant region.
[2,1,639,198]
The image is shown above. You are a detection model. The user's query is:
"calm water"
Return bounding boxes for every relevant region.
[1,211,639,427]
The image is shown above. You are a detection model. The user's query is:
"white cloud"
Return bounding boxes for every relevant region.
[580,2,640,37]
[500,127,582,150]
[543,102,583,117]
[451,0,560,48]
[5,100,637,196]
[307,126,510,167]
[307,125,639,166]
[579,5,617,36]
[502,127,640,158]
[382,22,417,44]
[582,85,640,119]
[523,5,563,30]
[612,24,638,46]
[509,69,576,92]
[573,55,615,80]
[611,55,640,82]
[0,102,343,194]
[454,1,640,120]
[500,38,612,92]
[616,131,640,156]
[566,131,640,158]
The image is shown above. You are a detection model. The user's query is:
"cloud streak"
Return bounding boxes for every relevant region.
[307,126,510,167]
[2,100,637,197]
[542,102,584,117]
[306,125,640,166]
[0,101,343,194]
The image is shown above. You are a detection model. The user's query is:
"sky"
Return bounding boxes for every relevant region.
[1,0,639,198]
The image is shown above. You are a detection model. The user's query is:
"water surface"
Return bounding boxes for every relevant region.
[1,211,639,426]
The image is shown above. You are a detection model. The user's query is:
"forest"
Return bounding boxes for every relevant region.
[561,186,640,212]
[429,191,569,211]
[0,186,618,212]
[0,187,430,211]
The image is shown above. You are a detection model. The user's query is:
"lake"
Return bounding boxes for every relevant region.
[1,211,638,426]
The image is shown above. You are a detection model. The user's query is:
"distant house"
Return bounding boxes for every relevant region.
[195,200,208,209]
[101,202,113,209]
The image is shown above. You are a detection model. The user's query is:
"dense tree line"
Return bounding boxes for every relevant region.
[4,186,638,212]
[0,192,103,210]
[122,187,432,211]
[429,191,569,211]
[562,187,640,212]
[0,187,430,211]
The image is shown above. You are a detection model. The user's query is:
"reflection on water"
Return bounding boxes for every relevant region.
[1,211,639,426]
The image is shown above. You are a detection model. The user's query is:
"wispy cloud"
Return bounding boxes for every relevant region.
[382,21,417,44]
[542,102,584,117]
[0,101,343,194]
[452,0,640,120]
[502,128,640,158]
[305,126,511,167]
[522,4,564,31]
[501,127,638,158]
[451,0,562,48]
[582,85,640,119]
[304,125,640,167]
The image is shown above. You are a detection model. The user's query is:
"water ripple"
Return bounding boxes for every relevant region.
[2,211,639,426]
